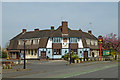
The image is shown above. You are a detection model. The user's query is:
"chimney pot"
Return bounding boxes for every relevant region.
[88,30,92,34]
[22,29,26,33]
[34,29,39,31]
[51,26,54,30]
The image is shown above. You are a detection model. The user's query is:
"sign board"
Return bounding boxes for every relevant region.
[103,50,110,55]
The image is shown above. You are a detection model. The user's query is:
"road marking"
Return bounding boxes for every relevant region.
[53,64,118,78]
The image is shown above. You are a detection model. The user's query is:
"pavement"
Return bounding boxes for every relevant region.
[2,60,118,79]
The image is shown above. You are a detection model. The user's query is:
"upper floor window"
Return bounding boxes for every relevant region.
[52,37,61,43]
[18,40,24,45]
[91,40,94,45]
[63,38,67,42]
[33,39,39,44]
[95,40,98,46]
[70,38,77,43]
[86,39,90,45]
[26,40,31,45]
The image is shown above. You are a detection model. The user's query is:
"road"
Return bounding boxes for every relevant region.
[71,66,118,78]
[2,60,119,79]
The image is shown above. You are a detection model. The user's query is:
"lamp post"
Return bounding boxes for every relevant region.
[23,39,27,69]
[98,36,103,61]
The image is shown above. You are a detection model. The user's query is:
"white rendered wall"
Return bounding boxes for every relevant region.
[46,38,52,48]
[78,39,83,48]
[62,38,69,48]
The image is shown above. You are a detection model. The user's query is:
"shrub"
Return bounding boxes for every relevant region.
[63,51,79,61]
[2,51,7,58]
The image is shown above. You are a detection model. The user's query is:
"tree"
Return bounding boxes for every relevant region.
[102,33,120,60]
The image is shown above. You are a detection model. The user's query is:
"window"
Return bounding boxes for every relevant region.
[33,39,39,44]
[86,39,90,45]
[63,38,67,42]
[26,40,31,45]
[95,41,98,46]
[53,49,61,55]
[18,40,24,45]
[70,38,77,43]
[70,49,77,54]
[91,40,94,45]
[53,37,61,43]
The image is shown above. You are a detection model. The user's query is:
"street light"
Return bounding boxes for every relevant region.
[23,39,27,69]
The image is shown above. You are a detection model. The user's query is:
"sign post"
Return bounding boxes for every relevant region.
[98,36,103,61]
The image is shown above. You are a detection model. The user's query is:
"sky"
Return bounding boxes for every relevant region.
[2,2,118,48]
[0,2,2,48]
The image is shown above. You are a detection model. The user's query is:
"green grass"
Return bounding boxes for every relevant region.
[117,60,120,62]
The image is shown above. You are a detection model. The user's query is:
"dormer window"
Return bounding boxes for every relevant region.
[33,39,39,44]
[86,39,90,45]
[18,40,24,45]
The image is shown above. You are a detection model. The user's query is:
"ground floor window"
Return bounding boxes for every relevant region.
[70,49,77,54]
[53,49,61,55]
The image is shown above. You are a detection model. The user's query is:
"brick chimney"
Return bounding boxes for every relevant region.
[62,21,68,34]
[51,26,54,30]
[22,29,26,33]
[34,29,39,31]
[79,29,82,31]
[88,30,92,34]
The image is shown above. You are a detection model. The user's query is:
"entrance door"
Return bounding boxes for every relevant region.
[41,51,46,59]
[84,51,88,58]
[16,53,19,59]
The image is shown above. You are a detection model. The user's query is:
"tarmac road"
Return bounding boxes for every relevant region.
[2,60,118,79]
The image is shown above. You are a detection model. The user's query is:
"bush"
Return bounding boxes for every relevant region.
[63,51,79,62]
[2,51,7,58]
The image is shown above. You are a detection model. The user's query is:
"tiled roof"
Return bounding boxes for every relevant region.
[20,30,54,39]
[8,26,98,50]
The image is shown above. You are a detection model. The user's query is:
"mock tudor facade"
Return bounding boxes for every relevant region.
[7,21,99,59]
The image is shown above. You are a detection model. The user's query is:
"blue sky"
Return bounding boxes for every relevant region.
[2,2,118,48]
